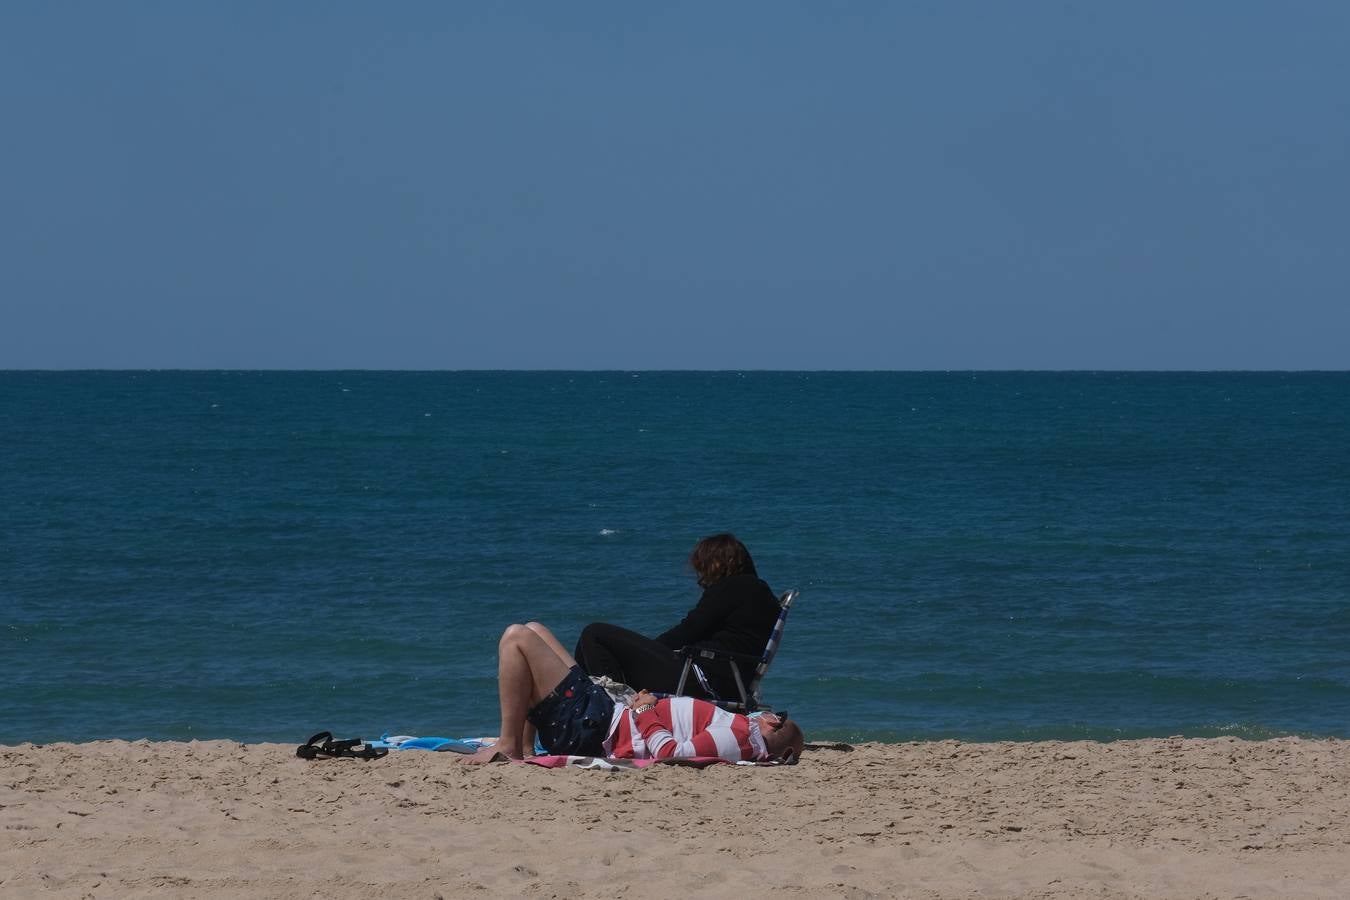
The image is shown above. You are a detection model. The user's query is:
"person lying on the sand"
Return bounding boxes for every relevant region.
[463,621,803,765]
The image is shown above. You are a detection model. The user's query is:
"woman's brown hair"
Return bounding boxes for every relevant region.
[689,533,757,588]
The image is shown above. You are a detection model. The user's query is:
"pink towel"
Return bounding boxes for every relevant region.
[523,755,776,770]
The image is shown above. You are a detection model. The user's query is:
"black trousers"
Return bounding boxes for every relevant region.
[573,623,740,699]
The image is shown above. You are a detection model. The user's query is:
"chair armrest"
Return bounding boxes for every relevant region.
[676,646,762,666]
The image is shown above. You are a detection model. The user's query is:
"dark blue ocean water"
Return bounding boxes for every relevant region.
[3,372,1348,745]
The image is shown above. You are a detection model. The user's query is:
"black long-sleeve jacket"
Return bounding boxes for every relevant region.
[655,573,779,658]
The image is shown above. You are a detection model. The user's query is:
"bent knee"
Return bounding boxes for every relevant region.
[499,623,531,647]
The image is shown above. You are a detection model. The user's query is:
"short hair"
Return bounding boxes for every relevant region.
[762,719,804,763]
[689,533,757,588]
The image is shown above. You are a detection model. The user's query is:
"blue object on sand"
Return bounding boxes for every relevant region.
[372,733,487,753]
[400,737,479,753]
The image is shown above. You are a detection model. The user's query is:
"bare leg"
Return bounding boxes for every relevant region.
[523,719,536,756]
[463,623,574,764]
[520,623,578,753]
[524,621,579,669]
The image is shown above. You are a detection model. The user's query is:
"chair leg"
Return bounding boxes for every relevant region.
[691,663,717,698]
[730,663,749,709]
[675,657,692,696]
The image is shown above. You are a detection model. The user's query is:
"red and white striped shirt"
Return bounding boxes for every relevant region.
[603,696,767,761]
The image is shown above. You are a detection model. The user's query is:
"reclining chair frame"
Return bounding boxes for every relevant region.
[673,588,798,714]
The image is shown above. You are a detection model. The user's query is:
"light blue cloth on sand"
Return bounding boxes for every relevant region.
[373,733,490,753]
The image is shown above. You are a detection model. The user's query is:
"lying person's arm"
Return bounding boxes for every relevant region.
[633,709,697,759]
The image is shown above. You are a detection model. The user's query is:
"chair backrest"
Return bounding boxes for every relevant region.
[749,588,798,697]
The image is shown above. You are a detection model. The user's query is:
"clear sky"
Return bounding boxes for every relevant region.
[3,2,1348,369]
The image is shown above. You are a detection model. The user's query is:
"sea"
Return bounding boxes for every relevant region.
[3,371,1348,746]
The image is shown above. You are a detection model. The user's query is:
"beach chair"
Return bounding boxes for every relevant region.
[672,588,798,714]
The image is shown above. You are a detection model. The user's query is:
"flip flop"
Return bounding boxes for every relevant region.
[295,731,389,761]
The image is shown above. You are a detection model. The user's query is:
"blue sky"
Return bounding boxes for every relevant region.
[3,2,1348,369]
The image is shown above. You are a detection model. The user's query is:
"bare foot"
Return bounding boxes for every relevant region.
[460,746,516,765]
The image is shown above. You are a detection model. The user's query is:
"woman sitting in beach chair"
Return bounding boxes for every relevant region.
[573,533,781,700]
[464,620,804,765]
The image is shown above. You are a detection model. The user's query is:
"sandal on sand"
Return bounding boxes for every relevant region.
[295,731,389,761]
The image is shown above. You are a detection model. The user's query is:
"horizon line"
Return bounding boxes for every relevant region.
[2,367,1348,375]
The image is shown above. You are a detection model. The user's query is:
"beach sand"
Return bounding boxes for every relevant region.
[3,737,1347,898]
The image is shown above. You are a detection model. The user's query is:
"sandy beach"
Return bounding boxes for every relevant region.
[3,737,1347,898]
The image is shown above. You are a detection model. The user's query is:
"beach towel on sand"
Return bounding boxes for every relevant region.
[524,755,784,770]
[373,734,491,753]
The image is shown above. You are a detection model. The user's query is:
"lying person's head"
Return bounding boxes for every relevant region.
[757,712,805,763]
